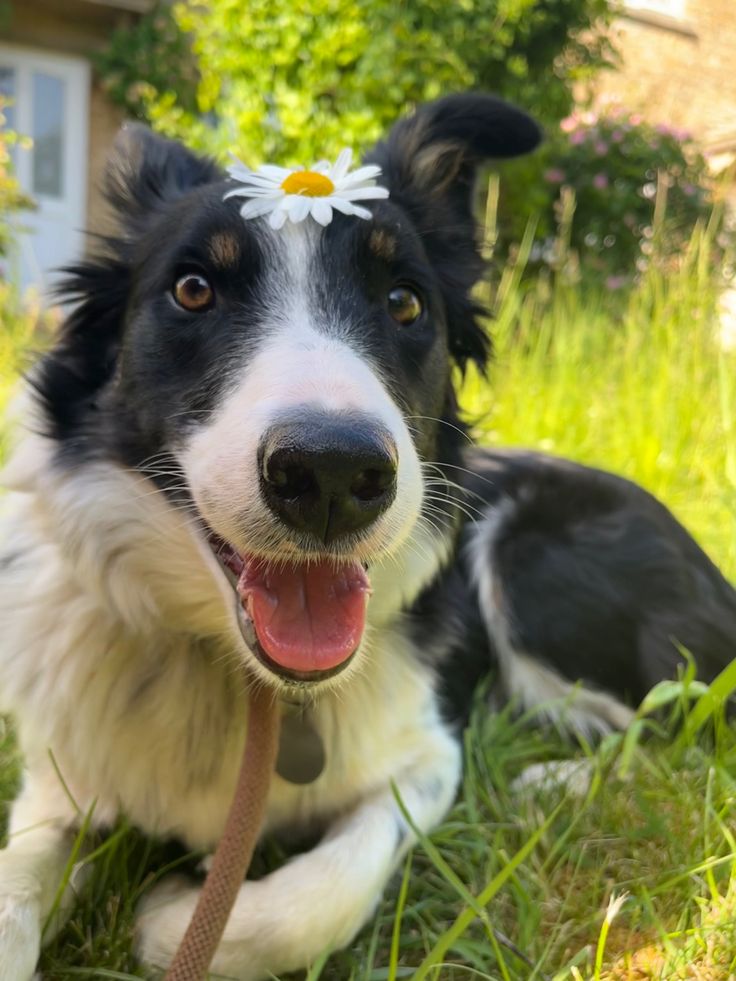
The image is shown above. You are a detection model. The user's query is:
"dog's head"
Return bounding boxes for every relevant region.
[36,94,539,690]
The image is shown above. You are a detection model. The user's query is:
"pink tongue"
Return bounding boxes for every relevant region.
[237,558,370,673]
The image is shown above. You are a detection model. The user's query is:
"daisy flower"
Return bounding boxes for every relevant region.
[224,148,389,229]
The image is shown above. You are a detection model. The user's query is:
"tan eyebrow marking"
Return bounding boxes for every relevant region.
[208,232,241,268]
[368,228,398,262]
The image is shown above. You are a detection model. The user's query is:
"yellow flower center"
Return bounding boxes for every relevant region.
[281,170,335,197]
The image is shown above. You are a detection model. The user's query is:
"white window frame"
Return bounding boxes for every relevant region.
[0,43,89,291]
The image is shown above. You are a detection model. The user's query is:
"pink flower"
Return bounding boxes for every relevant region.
[605,275,627,290]
[630,113,643,125]
[560,115,577,133]
[594,140,609,156]
[570,130,586,145]
[544,168,566,183]
[682,182,696,196]
[610,129,624,143]
[593,173,609,190]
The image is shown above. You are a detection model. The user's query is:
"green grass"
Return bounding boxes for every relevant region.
[2,219,736,980]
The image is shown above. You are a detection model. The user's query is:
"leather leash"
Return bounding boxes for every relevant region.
[164,683,280,981]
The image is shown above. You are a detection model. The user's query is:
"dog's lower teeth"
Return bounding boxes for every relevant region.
[236,602,258,650]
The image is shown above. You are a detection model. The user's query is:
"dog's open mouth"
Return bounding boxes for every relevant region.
[208,534,371,682]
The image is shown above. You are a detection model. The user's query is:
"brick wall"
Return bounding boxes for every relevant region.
[590,0,736,170]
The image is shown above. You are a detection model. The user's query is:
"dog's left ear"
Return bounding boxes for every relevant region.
[367,93,541,368]
[105,124,222,236]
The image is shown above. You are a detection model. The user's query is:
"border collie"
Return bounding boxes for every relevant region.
[1,94,735,980]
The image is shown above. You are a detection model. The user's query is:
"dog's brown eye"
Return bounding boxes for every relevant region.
[387,286,423,326]
[173,272,214,312]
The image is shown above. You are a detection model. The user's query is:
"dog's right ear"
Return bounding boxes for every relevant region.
[105,124,222,234]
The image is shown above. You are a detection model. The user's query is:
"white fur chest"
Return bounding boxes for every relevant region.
[0,444,447,852]
[0,532,441,850]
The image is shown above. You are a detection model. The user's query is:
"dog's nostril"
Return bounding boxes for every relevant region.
[269,463,316,500]
[350,467,395,503]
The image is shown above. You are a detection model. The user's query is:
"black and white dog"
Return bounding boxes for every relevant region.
[1,94,734,979]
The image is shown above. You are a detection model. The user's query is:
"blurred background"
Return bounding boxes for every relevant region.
[1,0,735,295]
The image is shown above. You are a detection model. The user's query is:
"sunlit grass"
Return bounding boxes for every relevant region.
[464,213,736,578]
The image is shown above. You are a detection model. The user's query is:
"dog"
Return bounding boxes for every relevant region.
[1,93,734,980]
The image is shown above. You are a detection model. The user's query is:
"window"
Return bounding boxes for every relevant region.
[32,72,65,198]
[0,44,89,293]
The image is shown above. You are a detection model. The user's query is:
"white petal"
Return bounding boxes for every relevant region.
[224,186,283,200]
[335,164,383,187]
[310,199,333,225]
[230,173,283,190]
[269,205,289,230]
[340,185,390,201]
[330,148,353,181]
[285,195,313,223]
[329,198,373,220]
[239,198,280,219]
[223,187,250,200]
[257,164,293,181]
[227,164,255,182]
[312,160,331,173]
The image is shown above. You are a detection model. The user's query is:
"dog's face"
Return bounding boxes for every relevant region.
[39,94,539,690]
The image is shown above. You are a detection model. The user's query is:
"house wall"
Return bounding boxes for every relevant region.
[3,0,137,235]
[591,0,736,170]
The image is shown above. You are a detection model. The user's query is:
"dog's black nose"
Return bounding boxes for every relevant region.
[259,411,398,543]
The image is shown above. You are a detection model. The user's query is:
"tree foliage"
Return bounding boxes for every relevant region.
[98,0,615,167]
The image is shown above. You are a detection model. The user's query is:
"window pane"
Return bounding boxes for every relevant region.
[32,72,64,198]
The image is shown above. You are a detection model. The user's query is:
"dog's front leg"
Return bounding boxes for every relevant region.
[0,764,78,980]
[137,729,461,981]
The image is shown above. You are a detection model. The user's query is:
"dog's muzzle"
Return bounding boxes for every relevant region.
[208,409,398,684]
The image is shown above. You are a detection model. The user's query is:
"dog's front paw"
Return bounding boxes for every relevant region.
[135,875,274,981]
[135,875,198,976]
[0,892,42,981]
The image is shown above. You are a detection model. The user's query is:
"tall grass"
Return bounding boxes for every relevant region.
[465,203,736,578]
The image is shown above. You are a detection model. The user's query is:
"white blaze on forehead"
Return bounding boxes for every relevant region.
[179,221,423,557]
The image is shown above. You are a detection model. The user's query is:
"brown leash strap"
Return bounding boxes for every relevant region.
[164,684,280,981]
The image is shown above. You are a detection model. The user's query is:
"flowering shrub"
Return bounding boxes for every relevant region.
[0,98,33,263]
[497,106,727,288]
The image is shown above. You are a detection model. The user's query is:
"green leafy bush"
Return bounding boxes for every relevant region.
[497,106,731,287]
[97,0,615,165]
[95,3,199,121]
